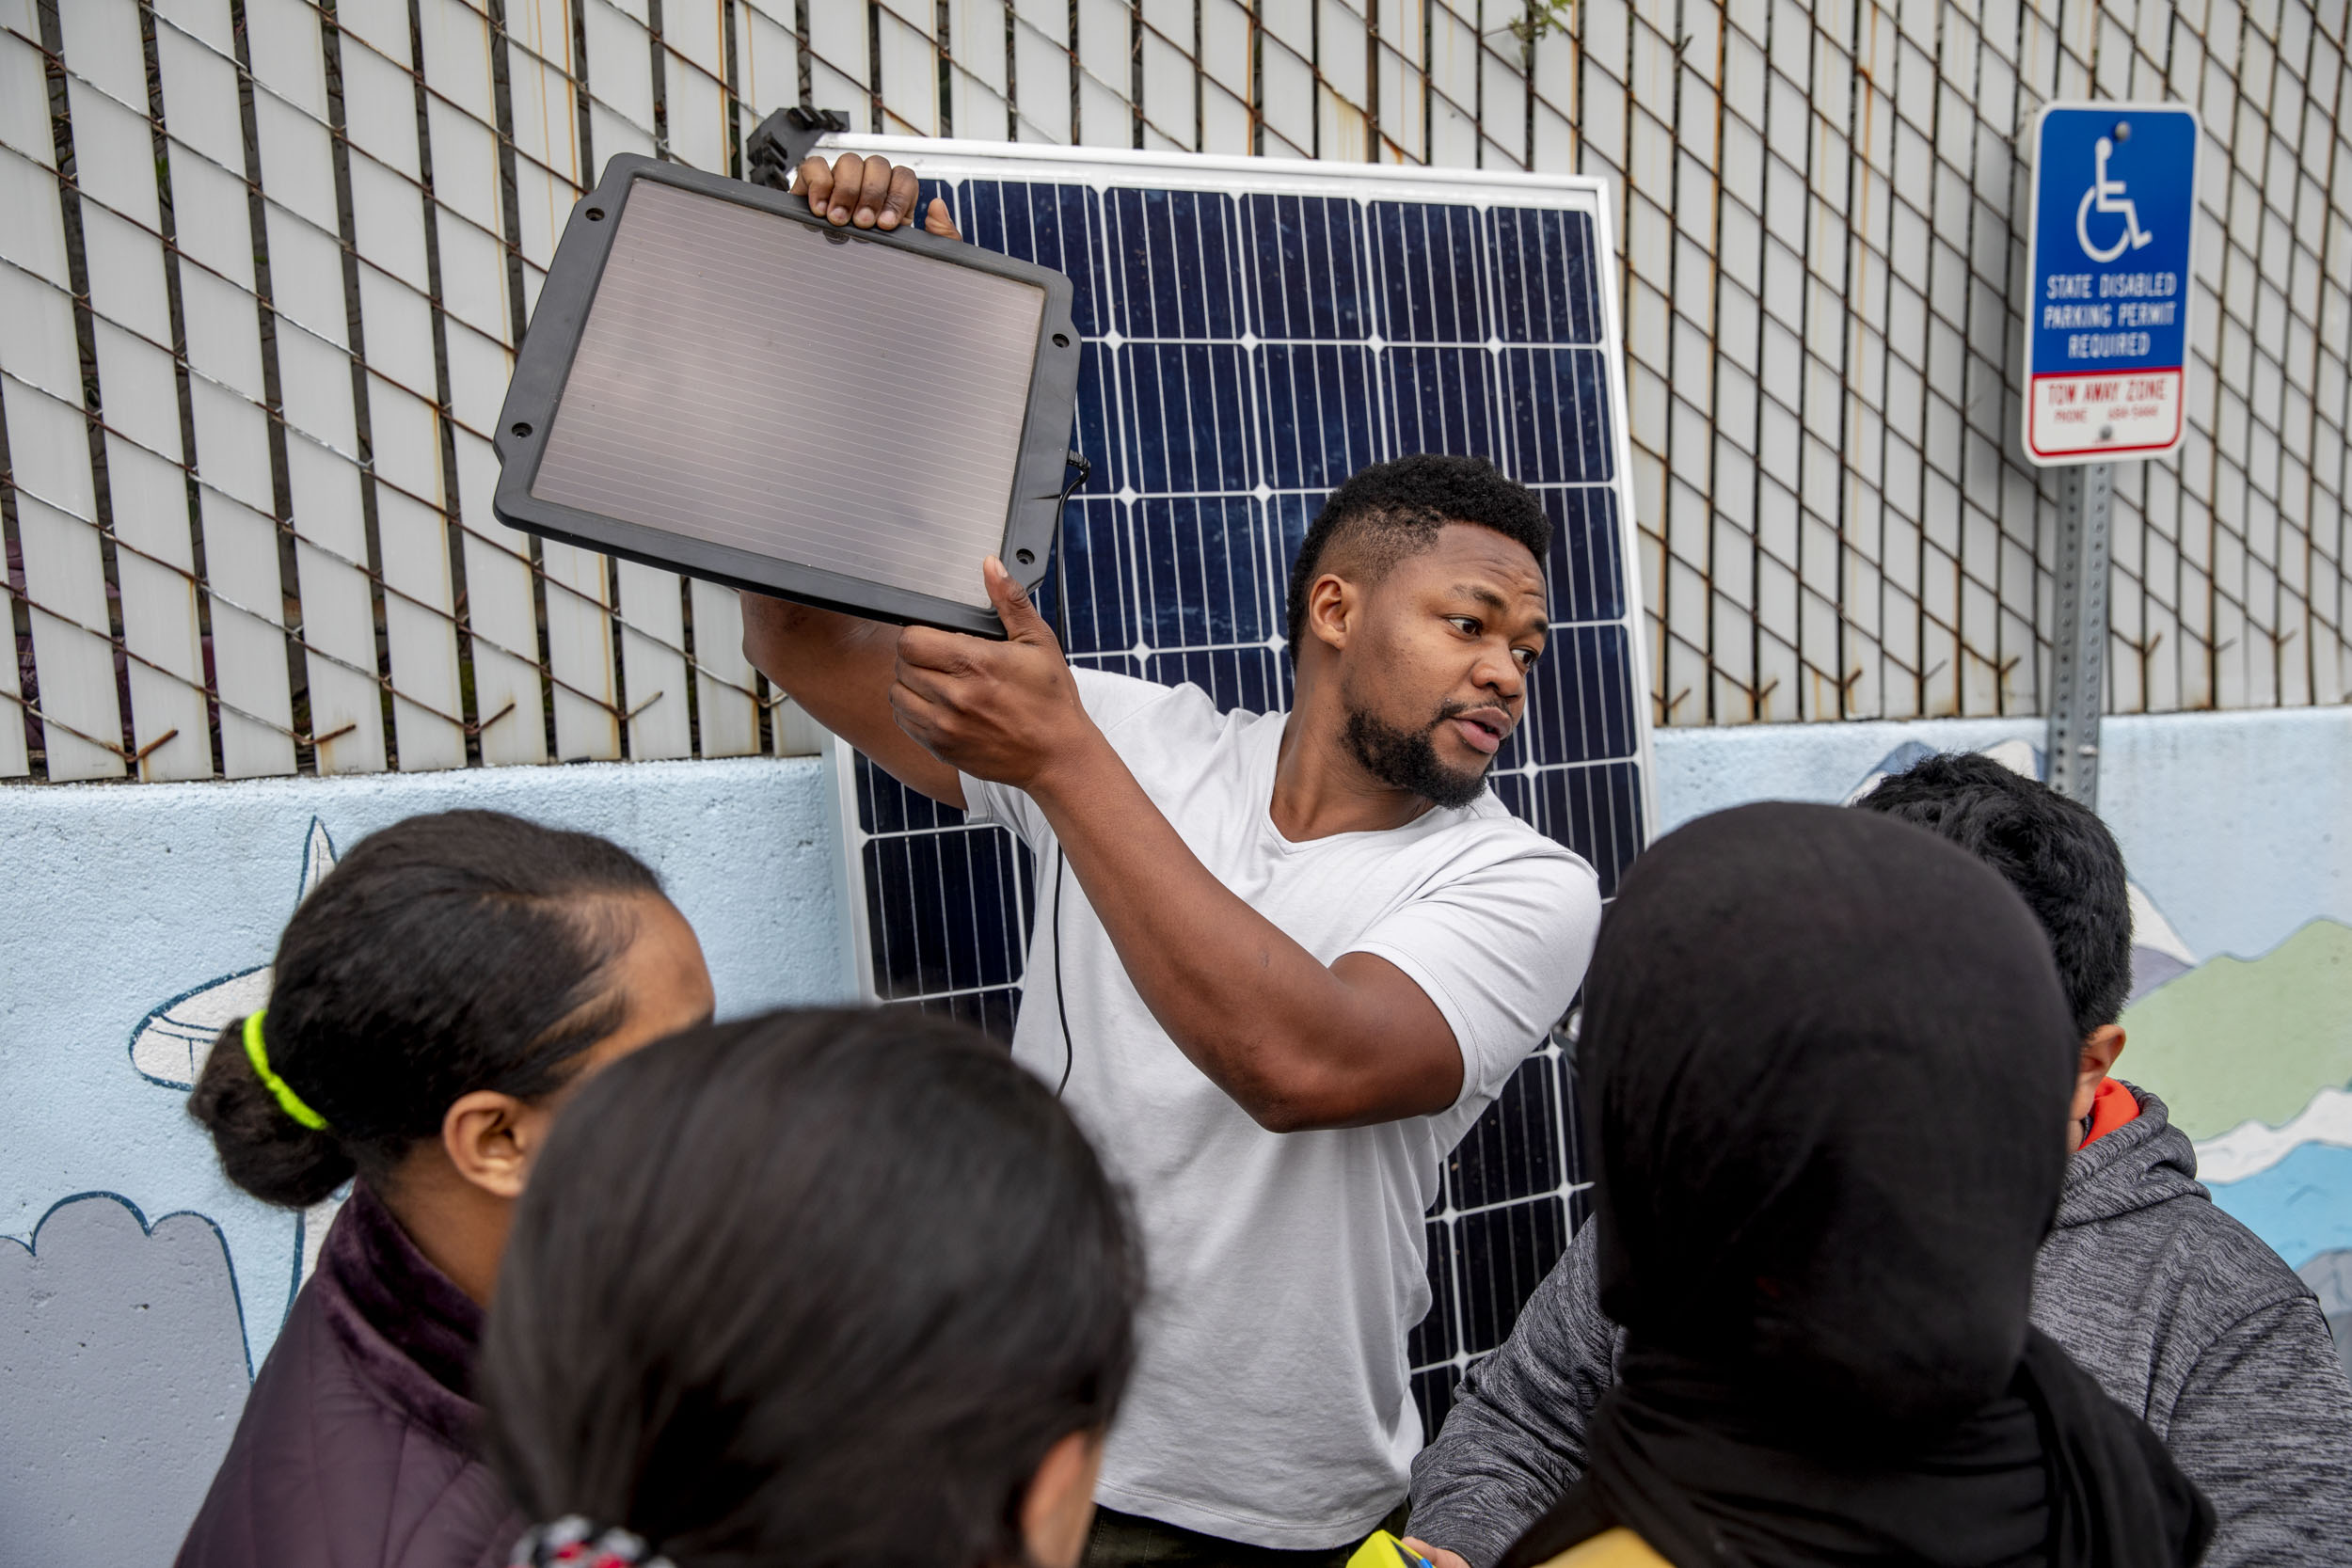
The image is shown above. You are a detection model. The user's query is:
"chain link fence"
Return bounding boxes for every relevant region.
[3,0,2345,782]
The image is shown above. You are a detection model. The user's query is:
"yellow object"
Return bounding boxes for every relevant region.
[1348,1525,1668,1568]
[1534,1527,1672,1567]
[243,1009,330,1131]
[1346,1531,1425,1568]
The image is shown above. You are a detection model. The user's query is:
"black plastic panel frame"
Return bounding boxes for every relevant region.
[490,154,1084,639]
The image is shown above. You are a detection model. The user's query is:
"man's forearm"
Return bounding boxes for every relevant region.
[739,594,966,808]
[1027,732,1458,1131]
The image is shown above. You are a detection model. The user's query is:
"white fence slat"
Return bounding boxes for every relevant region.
[0,37,28,780]
[95,325,215,781]
[1010,0,1071,143]
[773,697,825,755]
[167,32,346,777]
[810,0,875,132]
[506,0,587,300]
[453,426,547,764]
[1529,24,1575,173]
[424,150,512,341]
[733,3,802,139]
[878,6,940,138]
[183,366,298,777]
[371,386,468,769]
[1141,24,1193,150]
[602,5,719,764]
[664,55,726,172]
[56,0,143,103]
[56,0,215,779]
[248,7,366,635]
[419,0,498,119]
[1259,0,1316,155]
[441,320,550,764]
[1428,1,1480,168]
[10,479,124,780]
[662,0,729,171]
[529,3,628,762]
[1374,0,1423,163]
[0,13,48,167]
[1200,0,1252,155]
[1,46,122,780]
[413,0,544,765]
[338,7,467,773]
[544,541,620,758]
[1076,0,1131,147]
[586,1,659,159]
[688,578,758,756]
[338,2,420,171]
[1,266,126,780]
[421,2,610,759]
[250,0,416,774]
[0,560,23,773]
[948,0,1010,142]
[278,439,387,774]
[616,560,690,758]
[1316,0,1370,162]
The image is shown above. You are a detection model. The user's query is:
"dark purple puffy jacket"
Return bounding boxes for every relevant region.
[176,1183,523,1568]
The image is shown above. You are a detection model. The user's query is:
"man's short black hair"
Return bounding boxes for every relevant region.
[1854,751,2132,1037]
[1283,454,1551,657]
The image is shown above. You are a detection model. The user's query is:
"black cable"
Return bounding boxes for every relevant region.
[1052,848,1073,1098]
[1050,450,1089,1099]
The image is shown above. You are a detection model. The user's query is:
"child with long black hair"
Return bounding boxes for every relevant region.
[478,1007,1142,1568]
[176,809,715,1568]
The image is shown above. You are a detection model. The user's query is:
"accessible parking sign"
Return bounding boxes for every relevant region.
[2023,103,2201,465]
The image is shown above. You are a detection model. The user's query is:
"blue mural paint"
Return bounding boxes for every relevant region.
[2208,1144,2352,1273]
[0,711,2344,1560]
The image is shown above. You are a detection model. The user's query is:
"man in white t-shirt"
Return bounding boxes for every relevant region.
[747,153,1601,1567]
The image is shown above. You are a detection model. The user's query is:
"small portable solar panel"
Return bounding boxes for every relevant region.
[811,138,1657,1437]
[492,155,1083,636]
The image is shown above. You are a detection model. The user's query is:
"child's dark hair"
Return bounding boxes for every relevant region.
[188,809,665,1209]
[478,1007,1141,1567]
[1284,453,1551,657]
[1854,751,2133,1037]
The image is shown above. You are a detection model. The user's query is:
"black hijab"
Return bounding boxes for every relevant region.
[1501,803,2212,1568]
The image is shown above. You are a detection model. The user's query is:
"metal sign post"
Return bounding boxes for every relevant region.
[2047,462,2113,805]
[2022,103,2200,806]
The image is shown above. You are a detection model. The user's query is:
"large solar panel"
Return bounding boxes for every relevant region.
[818,140,1656,1436]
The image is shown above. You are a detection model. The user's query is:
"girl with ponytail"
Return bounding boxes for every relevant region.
[176,809,715,1568]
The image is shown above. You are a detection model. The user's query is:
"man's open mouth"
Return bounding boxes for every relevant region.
[1446,710,1510,757]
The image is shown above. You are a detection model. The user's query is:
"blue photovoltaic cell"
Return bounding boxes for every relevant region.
[844,172,1645,1437]
[1247,193,1373,339]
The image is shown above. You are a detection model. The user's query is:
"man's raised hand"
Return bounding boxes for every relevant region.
[889,558,1096,791]
[792,151,962,238]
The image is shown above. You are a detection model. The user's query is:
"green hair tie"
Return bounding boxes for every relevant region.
[243,1009,330,1132]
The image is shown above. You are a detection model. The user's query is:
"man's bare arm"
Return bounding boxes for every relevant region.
[740,596,966,809]
[737,151,971,809]
[891,562,1466,1132]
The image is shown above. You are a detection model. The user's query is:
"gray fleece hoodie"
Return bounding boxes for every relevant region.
[1407,1085,2352,1568]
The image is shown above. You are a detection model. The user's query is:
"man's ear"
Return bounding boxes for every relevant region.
[2070,1023,2126,1124]
[442,1090,539,1201]
[1305,573,1357,654]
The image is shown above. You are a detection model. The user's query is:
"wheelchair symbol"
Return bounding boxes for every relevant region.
[2076,135,2153,263]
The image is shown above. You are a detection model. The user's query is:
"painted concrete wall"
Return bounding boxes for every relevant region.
[2,709,2346,1560]
[0,757,846,1562]
[1653,705,2352,1363]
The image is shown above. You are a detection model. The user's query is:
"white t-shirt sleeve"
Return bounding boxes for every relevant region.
[1347,836,1601,1110]
[958,668,1184,848]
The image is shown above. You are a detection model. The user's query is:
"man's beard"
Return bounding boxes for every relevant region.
[1342,703,1491,810]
